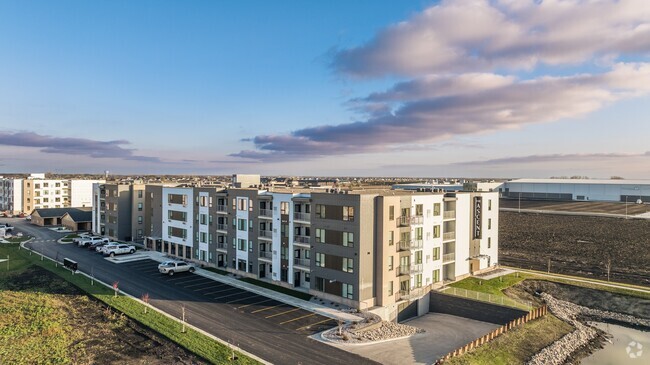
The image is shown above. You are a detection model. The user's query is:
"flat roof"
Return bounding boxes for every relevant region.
[507,179,650,185]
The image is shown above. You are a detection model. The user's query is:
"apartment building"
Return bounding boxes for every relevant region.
[0,173,103,214]
[91,182,146,242]
[107,183,499,314]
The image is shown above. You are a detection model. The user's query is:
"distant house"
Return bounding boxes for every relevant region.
[30,207,93,227]
[61,210,93,232]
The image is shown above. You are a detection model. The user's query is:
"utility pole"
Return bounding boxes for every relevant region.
[547,258,551,273]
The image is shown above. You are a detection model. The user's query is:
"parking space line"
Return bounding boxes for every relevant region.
[251,304,284,314]
[296,318,334,331]
[226,294,260,304]
[279,313,315,325]
[213,291,246,300]
[183,280,216,288]
[237,298,274,309]
[125,262,154,268]
[265,307,300,319]
[204,287,238,295]
[166,276,203,283]
[193,283,225,292]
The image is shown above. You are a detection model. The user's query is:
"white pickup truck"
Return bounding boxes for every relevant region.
[77,236,109,247]
[103,244,136,257]
[158,261,195,276]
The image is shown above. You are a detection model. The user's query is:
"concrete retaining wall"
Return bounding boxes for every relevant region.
[430,292,528,325]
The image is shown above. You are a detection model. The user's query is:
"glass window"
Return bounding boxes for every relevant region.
[342,232,354,247]
[433,203,441,216]
[343,206,355,221]
[315,252,325,267]
[315,228,325,243]
[342,283,353,299]
[389,206,394,220]
[342,257,354,273]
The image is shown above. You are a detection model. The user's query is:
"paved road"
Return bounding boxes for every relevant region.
[3,218,376,365]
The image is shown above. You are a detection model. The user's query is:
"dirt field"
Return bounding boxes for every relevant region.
[499,211,650,286]
[500,199,649,215]
[0,266,208,365]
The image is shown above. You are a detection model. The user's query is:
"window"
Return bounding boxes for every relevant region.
[315,228,325,243]
[388,256,394,271]
[281,246,288,259]
[432,247,440,260]
[488,199,492,211]
[388,230,394,246]
[137,202,143,211]
[389,205,395,220]
[199,196,208,207]
[342,232,354,247]
[488,218,492,230]
[138,190,143,198]
[237,198,247,211]
[488,237,491,248]
[315,204,326,218]
[415,274,422,288]
[433,203,441,216]
[238,239,246,251]
[238,218,247,231]
[280,201,289,214]
[342,257,354,273]
[200,232,207,243]
[137,229,143,237]
[200,214,207,225]
[209,233,213,244]
[342,283,353,299]
[415,227,423,240]
[433,269,440,283]
[388,281,393,296]
[343,206,354,221]
[415,250,423,264]
[137,216,143,224]
[415,204,423,216]
[315,253,325,267]
[249,240,253,252]
[433,225,441,238]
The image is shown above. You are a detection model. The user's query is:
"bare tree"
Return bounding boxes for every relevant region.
[141,293,150,314]
[604,257,612,282]
[112,281,119,297]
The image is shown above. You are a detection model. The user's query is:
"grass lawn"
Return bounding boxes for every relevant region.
[240,277,312,301]
[445,314,573,365]
[204,267,229,275]
[0,242,260,364]
[449,273,526,296]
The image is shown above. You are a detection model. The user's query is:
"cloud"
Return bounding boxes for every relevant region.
[0,132,161,162]
[455,152,650,166]
[234,63,650,160]
[332,0,650,77]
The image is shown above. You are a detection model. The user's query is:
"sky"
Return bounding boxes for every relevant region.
[1,0,650,178]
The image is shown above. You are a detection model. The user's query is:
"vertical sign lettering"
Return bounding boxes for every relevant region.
[473,197,482,239]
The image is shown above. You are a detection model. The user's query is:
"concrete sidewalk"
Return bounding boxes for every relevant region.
[142,252,363,322]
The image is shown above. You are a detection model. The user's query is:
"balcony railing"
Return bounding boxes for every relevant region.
[410,264,423,274]
[259,251,273,259]
[293,212,310,222]
[216,205,227,212]
[398,239,423,251]
[397,216,410,227]
[398,287,425,301]
[293,235,310,244]
[216,224,228,231]
[259,209,273,217]
[443,211,456,219]
[293,258,310,268]
[217,242,227,250]
[258,230,273,239]
[443,232,455,241]
[443,253,455,262]
[411,215,423,225]
[398,265,411,276]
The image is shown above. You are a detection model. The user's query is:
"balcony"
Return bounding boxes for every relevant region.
[216,224,228,232]
[293,212,310,222]
[293,258,310,269]
[217,242,228,251]
[216,205,228,213]
[259,251,273,260]
[411,215,423,225]
[398,239,423,251]
[443,211,456,220]
[258,230,273,240]
[293,235,310,246]
[410,264,423,274]
[398,265,411,276]
[443,232,456,241]
[397,216,410,227]
[259,209,273,218]
[443,253,455,262]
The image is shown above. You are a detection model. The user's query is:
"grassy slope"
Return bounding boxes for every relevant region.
[448,273,526,296]
[0,242,259,365]
[445,315,573,365]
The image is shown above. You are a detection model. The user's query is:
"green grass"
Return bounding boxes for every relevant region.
[0,242,259,364]
[63,234,79,239]
[445,314,574,365]
[204,267,229,275]
[240,277,312,301]
[2,236,31,244]
[518,271,650,300]
[449,273,526,296]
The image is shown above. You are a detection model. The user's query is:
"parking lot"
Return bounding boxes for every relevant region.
[122,260,336,334]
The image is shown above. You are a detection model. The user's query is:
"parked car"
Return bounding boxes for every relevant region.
[88,240,111,250]
[158,260,195,276]
[97,242,119,254]
[0,224,13,232]
[103,244,136,257]
[77,236,109,248]
[72,232,95,245]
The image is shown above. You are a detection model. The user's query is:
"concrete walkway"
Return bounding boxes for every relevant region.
[142,251,363,322]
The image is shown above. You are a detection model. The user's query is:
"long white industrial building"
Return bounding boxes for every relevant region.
[500,179,650,202]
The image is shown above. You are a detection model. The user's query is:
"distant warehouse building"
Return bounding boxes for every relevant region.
[500,179,650,202]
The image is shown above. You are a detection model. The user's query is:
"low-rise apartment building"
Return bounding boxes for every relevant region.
[91,182,146,242]
[126,184,499,316]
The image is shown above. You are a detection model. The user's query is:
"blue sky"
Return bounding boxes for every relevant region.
[1,0,650,178]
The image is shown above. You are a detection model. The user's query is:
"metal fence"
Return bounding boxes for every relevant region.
[441,286,531,310]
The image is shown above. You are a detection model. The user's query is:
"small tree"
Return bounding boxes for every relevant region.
[141,293,150,313]
[112,281,119,297]
[604,257,612,282]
